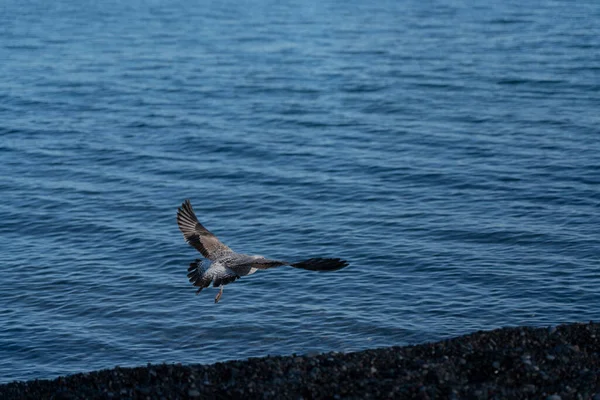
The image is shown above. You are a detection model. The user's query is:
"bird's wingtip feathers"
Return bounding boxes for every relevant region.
[291,258,349,272]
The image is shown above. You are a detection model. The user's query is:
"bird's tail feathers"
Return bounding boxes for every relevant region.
[290,258,348,272]
[187,259,212,295]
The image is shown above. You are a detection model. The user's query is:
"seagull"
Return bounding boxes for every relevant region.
[177,199,348,303]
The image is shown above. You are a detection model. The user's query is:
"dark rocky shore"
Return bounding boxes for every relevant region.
[2,322,599,400]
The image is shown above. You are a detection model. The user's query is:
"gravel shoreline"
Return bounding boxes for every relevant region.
[2,322,599,399]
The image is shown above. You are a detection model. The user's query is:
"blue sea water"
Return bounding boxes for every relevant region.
[1,0,599,384]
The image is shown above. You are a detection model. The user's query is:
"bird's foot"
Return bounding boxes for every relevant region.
[215,288,223,303]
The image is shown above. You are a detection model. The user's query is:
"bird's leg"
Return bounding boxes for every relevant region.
[215,286,224,303]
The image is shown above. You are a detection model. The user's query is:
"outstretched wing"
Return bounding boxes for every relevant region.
[246,258,289,270]
[177,200,234,260]
[290,258,348,271]
[248,257,348,272]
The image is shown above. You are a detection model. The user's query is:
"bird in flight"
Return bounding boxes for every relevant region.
[177,199,349,303]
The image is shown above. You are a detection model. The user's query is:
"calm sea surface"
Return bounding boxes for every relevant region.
[1,0,599,384]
